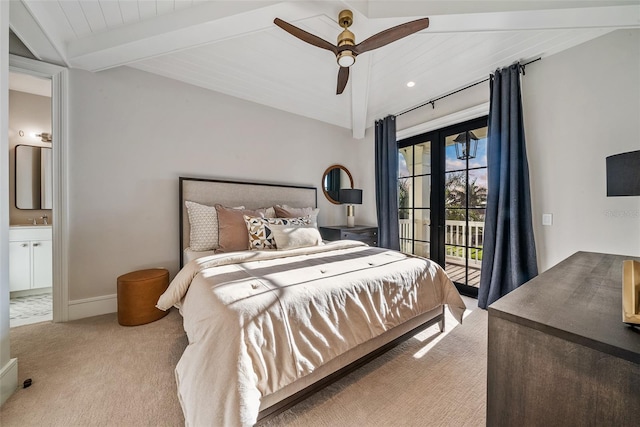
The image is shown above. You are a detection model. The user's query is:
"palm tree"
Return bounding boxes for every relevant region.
[445,172,487,221]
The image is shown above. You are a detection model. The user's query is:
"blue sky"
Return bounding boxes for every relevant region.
[399,137,488,188]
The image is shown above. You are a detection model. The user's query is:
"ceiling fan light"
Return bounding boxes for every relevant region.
[337,51,355,67]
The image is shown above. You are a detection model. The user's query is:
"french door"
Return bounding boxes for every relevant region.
[398,117,488,297]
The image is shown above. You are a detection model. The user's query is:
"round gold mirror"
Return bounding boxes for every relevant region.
[322,164,354,204]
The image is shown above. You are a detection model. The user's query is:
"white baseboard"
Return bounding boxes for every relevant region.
[0,358,18,406]
[68,294,117,321]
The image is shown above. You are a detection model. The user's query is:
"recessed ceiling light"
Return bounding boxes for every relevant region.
[406,81,416,88]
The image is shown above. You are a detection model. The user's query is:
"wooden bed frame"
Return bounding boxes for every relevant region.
[178,176,446,422]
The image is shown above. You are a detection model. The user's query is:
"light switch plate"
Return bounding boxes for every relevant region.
[542,213,553,226]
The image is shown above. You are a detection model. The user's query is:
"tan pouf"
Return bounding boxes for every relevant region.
[117,268,170,326]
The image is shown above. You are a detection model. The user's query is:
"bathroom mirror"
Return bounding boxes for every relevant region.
[322,164,354,204]
[15,144,53,209]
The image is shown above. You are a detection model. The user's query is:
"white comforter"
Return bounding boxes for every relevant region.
[157,241,465,427]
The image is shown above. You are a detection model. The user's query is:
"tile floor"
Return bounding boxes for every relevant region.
[9,292,52,327]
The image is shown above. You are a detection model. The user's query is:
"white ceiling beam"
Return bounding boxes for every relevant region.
[344,5,374,139]
[364,1,640,19]
[9,0,67,66]
[361,5,640,36]
[350,53,371,139]
[65,1,345,71]
[428,5,640,33]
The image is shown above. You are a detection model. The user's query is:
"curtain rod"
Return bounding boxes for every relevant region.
[396,57,541,117]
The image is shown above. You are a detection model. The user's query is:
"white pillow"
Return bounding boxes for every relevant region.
[185,201,244,251]
[274,205,319,228]
[271,225,323,250]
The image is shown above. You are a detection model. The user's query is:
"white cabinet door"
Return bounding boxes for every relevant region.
[32,239,53,289]
[9,241,31,291]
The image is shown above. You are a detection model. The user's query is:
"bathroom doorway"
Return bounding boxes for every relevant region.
[9,54,69,324]
[8,71,53,327]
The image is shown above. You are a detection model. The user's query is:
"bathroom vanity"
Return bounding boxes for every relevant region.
[9,225,52,292]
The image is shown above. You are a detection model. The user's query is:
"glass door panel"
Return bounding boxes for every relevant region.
[398,140,432,261]
[443,124,488,294]
[399,208,413,254]
[413,208,430,257]
[398,116,488,298]
[414,241,430,259]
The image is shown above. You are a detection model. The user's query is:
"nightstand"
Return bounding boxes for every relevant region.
[319,225,378,247]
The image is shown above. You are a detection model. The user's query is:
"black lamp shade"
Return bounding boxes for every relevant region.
[339,189,363,204]
[606,150,640,196]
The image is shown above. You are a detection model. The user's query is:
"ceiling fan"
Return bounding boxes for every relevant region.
[274,10,429,95]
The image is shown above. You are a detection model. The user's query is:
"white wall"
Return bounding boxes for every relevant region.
[523,29,640,271]
[396,81,489,133]
[67,66,371,301]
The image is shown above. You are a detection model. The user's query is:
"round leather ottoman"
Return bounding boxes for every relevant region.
[117,268,170,326]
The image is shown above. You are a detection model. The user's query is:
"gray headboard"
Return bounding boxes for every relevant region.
[179,177,317,266]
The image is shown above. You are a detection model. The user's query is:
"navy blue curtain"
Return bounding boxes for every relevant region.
[478,63,538,309]
[375,115,400,250]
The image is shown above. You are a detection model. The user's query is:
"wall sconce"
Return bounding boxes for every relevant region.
[339,188,363,227]
[453,131,479,160]
[36,132,52,143]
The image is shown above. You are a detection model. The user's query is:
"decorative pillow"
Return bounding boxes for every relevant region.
[256,206,276,218]
[216,205,263,253]
[270,225,323,250]
[185,201,244,251]
[244,215,311,250]
[274,205,319,227]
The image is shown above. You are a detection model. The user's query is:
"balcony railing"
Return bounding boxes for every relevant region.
[399,218,484,266]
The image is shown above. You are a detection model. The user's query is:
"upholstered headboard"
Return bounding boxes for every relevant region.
[179,177,317,267]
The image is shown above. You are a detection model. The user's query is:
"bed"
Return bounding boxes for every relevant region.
[158,177,466,426]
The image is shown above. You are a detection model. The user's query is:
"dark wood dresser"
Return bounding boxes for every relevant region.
[319,225,378,247]
[487,251,640,426]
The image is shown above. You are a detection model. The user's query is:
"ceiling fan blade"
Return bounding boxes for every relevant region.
[274,18,337,54]
[354,18,429,54]
[336,66,349,95]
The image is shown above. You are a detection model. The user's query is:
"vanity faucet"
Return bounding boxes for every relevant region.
[40,215,48,225]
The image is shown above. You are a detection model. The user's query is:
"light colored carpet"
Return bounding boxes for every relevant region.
[2,310,187,427]
[1,304,487,427]
[260,306,487,427]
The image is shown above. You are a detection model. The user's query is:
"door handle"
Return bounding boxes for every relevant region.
[33,243,40,247]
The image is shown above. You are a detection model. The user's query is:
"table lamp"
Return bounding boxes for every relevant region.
[339,189,362,227]
[606,150,640,196]
[606,150,640,325]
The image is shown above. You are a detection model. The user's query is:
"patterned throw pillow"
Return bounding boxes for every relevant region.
[185,201,244,251]
[244,215,311,250]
